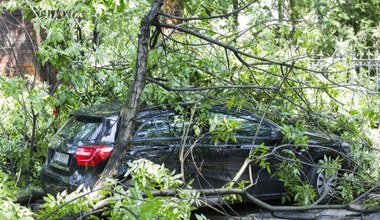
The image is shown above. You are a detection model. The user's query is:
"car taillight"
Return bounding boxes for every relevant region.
[75,145,113,166]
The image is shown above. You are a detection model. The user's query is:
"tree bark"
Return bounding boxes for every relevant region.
[162,0,183,24]
[162,0,183,36]
[94,0,163,190]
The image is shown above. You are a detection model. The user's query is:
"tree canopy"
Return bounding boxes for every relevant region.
[0,0,380,219]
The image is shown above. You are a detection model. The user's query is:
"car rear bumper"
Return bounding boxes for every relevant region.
[40,164,97,195]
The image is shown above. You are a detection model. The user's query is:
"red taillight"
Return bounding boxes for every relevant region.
[75,145,113,166]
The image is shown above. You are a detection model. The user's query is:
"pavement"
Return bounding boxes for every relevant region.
[192,202,380,220]
[196,207,380,219]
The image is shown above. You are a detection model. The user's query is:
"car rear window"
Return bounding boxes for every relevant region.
[56,116,117,143]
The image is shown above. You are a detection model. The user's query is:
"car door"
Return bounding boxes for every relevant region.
[184,134,225,189]
[181,109,277,191]
[175,110,225,190]
[132,112,181,172]
[213,111,284,197]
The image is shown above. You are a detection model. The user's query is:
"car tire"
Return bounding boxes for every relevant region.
[307,161,338,204]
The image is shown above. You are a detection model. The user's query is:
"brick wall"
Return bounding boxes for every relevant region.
[0,9,41,79]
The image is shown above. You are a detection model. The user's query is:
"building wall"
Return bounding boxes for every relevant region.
[0,9,41,79]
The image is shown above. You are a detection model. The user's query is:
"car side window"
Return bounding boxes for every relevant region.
[134,113,183,140]
[100,119,118,142]
[216,113,271,137]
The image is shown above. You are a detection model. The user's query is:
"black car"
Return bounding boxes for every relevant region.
[40,102,350,202]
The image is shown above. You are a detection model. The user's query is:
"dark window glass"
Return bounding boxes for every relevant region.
[55,116,117,143]
[134,113,183,140]
[215,113,271,136]
[100,119,118,142]
[135,119,159,139]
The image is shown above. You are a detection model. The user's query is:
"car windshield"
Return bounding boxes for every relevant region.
[55,115,117,143]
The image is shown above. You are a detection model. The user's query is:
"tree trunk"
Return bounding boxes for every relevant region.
[94,0,163,190]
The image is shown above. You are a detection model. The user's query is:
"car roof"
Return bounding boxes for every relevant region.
[70,102,279,130]
[71,102,124,118]
[71,102,171,118]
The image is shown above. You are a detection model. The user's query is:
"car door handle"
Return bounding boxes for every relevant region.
[152,146,171,150]
[240,145,257,149]
[224,145,240,149]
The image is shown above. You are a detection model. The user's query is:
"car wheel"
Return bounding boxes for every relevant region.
[307,162,338,204]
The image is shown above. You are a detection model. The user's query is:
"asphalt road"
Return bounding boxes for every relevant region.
[192,202,380,220]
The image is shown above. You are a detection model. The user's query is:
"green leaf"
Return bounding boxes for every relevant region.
[193,125,201,136]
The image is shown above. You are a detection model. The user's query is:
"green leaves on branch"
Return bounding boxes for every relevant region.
[39,159,197,220]
[0,172,34,220]
[0,76,57,184]
[281,122,309,145]
[208,114,239,145]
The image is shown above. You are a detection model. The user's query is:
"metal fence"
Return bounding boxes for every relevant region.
[310,50,380,93]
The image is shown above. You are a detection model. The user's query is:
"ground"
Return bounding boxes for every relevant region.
[193,202,380,219]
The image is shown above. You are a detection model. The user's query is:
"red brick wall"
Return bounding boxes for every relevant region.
[0,10,41,79]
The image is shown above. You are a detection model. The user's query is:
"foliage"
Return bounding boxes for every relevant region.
[281,122,309,145]
[4,0,150,107]
[1,0,380,212]
[250,143,271,174]
[0,0,152,186]
[338,143,380,202]
[38,186,95,219]
[38,159,198,219]
[0,171,18,201]
[362,196,380,210]
[0,171,34,219]
[108,159,197,220]
[0,76,59,185]
[275,149,317,205]
[222,179,249,203]
[250,122,379,205]
[208,113,239,144]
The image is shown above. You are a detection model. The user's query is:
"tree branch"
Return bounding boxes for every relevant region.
[153,21,327,74]
[146,76,364,92]
[158,0,257,21]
